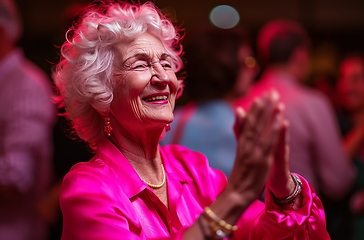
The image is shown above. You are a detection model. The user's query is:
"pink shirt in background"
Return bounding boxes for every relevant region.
[60,137,330,239]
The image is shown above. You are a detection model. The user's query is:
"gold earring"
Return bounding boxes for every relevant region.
[104,117,112,137]
[165,124,171,132]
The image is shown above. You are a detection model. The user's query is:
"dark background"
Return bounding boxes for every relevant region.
[14,0,364,81]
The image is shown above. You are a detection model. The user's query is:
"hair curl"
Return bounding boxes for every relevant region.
[53,0,184,149]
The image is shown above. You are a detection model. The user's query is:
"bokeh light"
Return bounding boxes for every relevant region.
[245,56,256,69]
[209,5,240,29]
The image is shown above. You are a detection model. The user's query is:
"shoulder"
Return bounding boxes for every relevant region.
[59,159,142,240]
[297,87,334,115]
[61,159,124,202]
[63,157,117,182]
[60,158,136,219]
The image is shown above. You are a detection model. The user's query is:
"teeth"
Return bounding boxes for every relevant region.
[144,95,168,102]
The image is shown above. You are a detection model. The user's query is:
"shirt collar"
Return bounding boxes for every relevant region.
[95,137,192,199]
[159,145,193,184]
[95,136,147,199]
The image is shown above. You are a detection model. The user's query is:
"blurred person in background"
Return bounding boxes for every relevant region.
[235,18,356,201]
[35,3,94,240]
[336,54,364,240]
[160,25,258,177]
[337,55,364,165]
[0,0,56,239]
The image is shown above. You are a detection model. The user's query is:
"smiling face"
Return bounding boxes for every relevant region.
[110,32,180,133]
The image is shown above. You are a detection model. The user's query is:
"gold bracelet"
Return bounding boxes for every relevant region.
[203,207,238,239]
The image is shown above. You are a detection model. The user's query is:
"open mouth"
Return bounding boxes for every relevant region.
[143,95,168,102]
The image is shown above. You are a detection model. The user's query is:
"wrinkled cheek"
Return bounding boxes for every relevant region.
[176,80,184,99]
[130,100,143,122]
[169,96,176,110]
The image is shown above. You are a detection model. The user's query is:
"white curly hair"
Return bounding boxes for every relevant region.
[53,1,184,149]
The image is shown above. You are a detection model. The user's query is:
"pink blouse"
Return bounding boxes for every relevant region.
[60,138,330,239]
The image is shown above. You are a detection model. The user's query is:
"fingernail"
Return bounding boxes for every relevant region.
[236,107,246,117]
[271,89,280,100]
[278,102,285,111]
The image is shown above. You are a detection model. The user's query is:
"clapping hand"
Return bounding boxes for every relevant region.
[227,90,294,209]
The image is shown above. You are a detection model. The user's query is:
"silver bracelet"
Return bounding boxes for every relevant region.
[274,173,303,206]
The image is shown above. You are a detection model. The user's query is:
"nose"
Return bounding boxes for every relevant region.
[150,63,170,86]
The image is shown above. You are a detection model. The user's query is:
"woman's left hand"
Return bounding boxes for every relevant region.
[265,108,295,200]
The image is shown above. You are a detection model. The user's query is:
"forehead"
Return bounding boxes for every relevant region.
[116,32,167,60]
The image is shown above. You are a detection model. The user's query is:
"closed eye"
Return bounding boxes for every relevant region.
[131,60,149,70]
[160,60,172,70]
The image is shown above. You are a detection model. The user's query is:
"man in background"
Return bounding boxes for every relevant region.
[0,0,56,239]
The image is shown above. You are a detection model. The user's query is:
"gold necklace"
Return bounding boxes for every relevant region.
[106,136,166,189]
[140,164,166,189]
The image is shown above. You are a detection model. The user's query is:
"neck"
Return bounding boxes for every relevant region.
[107,126,167,193]
[269,61,303,82]
[108,123,163,168]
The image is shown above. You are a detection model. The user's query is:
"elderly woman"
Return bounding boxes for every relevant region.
[54,1,329,239]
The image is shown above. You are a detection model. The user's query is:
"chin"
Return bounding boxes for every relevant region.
[153,115,174,125]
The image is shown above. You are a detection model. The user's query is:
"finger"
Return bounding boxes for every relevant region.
[235,101,273,161]
[261,109,285,157]
[233,107,247,139]
[254,90,280,135]
[274,119,289,165]
[243,95,265,133]
[242,90,279,140]
[235,112,282,170]
[236,97,264,147]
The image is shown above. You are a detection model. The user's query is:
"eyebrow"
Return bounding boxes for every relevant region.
[123,53,172,64]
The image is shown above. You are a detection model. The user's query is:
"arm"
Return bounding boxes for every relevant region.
[230,94,330,239]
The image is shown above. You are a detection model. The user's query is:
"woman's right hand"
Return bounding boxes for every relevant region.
[227,90,285,211]
[197,90,286,237]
